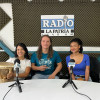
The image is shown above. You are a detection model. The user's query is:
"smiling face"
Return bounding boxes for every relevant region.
[70,42,80,53]
[16,46,25,58]
[41,36,51,49]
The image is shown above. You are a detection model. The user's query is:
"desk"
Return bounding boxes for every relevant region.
[0,79,100,100]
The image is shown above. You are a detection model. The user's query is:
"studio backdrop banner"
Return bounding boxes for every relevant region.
[41,15,74,36]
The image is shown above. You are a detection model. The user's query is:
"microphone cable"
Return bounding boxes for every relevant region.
[2,84,14,100]
[71,83,92,100]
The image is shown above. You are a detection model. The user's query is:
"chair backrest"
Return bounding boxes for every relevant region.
[90,56,99,82]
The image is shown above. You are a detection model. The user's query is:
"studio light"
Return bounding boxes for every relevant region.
[90,0,96,2]
[27,0,32,2]
[59,0,64,2]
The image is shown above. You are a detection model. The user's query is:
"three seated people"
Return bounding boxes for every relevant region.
[6,35,91,81]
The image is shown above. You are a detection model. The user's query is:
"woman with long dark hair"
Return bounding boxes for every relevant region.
[7,43,31,80]
[31,35,62,79]
[66,38,90,81]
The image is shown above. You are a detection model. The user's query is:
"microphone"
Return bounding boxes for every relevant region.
[9,59,23,93]
[63,15,68,31]
[62,59,78,89]
[14,59,20,77]
[14,59,23,92]
[68,59,75,74]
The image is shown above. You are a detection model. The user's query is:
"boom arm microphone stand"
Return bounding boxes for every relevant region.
[62,66,78,89]
[8,73,24,93]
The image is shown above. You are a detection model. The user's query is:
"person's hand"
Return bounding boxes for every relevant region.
[7,72,14,79]
[39,65,48,71]
[48,74,55,79]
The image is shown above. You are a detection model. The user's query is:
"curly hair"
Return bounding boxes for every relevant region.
[70,38,83,53]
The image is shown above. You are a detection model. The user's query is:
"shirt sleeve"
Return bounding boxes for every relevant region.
[66,56,69,67]
[26,60,31,67]
[6,57,15,63]
[31,52,36,63]
[55,51,62,63]
[85,54,90,66]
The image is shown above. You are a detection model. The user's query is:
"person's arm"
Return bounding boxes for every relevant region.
[85,66,90,81]
[31,63,48,71]
[84,54,90,81]
[48,51,62,79]
[7,67,31,79]
[68,67,75,80]
[48,62,62,79]
[18,67,31,78]
[31,52,48,71]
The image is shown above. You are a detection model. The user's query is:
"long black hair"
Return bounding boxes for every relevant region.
[70,38,83,53]
[15,43,29,59]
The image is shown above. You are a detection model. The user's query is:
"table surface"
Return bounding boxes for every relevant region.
[0,79,100,100]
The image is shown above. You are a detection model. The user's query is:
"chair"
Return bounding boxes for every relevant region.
[89,56,99,82]
[59,65,69,79]
[24,68,35,80]
[97,56,100,83]
[25,63,69,79]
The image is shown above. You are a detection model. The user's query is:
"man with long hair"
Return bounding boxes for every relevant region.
[31,35,62,79]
